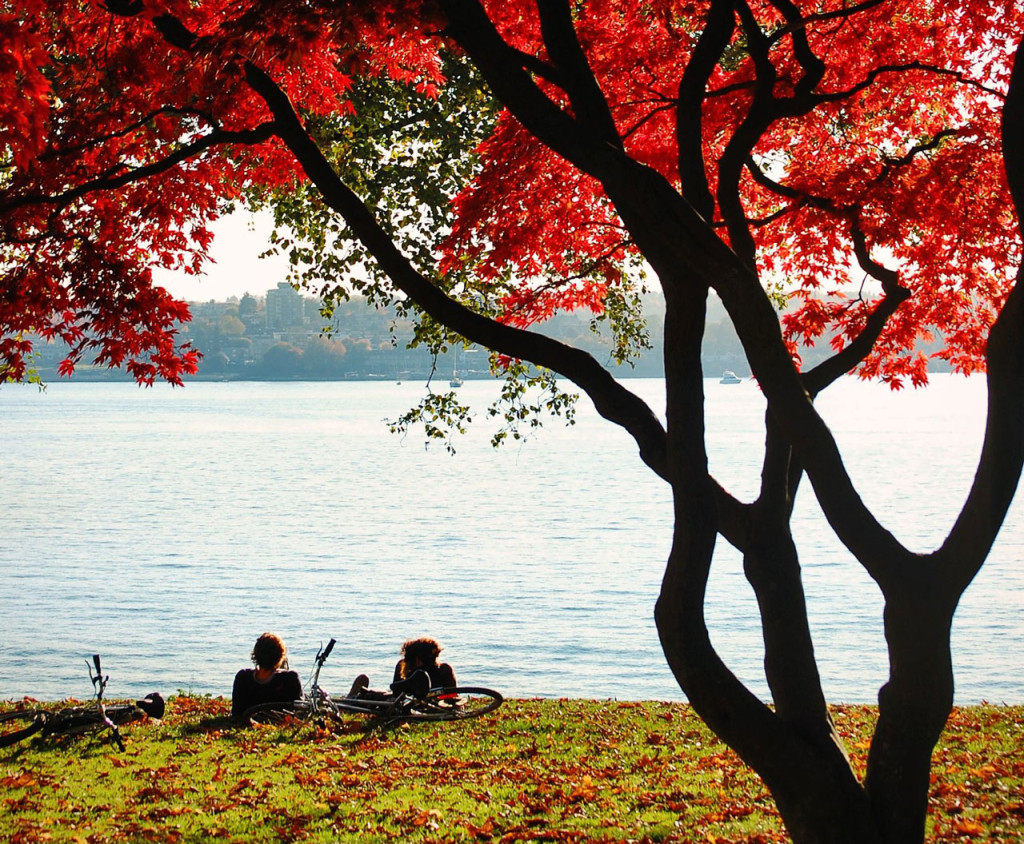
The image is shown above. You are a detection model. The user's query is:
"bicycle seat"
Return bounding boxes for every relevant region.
[389,670,430,699]
[136,693,166,719]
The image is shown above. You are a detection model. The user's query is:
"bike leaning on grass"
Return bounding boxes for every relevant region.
[242,638,502,727]
[0,654,165,750]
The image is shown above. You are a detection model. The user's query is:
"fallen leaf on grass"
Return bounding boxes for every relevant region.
[567,775,597,802]
[294,769,332,787]
[464,818,495,838]
[4,795,41,812]
[1,773,37,789]
[950,817,986,836]
[969,765,1000,781]
[412,808,443,828]
[146,805,193,820]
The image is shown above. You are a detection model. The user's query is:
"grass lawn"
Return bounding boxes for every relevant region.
[2,697,1022,843]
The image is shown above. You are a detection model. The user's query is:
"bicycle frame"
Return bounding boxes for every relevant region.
[331,691,417,719]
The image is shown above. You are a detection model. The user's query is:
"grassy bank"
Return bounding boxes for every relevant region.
[2,697,1022,843]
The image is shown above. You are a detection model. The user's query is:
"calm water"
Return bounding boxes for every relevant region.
[2,376,1022,705]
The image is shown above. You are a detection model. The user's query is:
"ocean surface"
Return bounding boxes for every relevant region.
[2,375,1022,705]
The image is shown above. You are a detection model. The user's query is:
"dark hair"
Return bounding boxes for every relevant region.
[251,632,287,670]
[401,637,442,666]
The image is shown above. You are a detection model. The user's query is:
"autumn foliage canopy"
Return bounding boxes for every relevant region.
[1,1,1020,385]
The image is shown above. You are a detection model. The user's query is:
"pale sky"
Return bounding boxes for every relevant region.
[154,211,292,303]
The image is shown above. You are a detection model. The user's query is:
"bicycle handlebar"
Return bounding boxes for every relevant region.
[89,654,108,699]
[315,638,336,665]
[308,639,337,709]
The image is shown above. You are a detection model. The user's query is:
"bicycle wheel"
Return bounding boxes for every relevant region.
[403,687,503,722]
[0,709,46,748]
[241,700,312,725]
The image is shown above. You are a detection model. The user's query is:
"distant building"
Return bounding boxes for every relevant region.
[265,282,305,329]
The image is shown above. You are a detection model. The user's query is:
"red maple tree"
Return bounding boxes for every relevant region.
[3,3,1023,843]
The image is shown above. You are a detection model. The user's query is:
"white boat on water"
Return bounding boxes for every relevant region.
[450,347,464,387]
[720,370,742,384]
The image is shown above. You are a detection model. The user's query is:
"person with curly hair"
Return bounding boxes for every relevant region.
[349,636,456,698]
[232,632,303,719]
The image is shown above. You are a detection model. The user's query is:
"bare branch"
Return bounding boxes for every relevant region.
[817,62,1005,104]
[0,123,277,216]
[766,0,888,47]
[37,106,218,164]
[803,258,909,396]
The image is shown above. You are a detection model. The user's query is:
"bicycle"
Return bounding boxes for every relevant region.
[242,638,503,728]
[0,654,165,750]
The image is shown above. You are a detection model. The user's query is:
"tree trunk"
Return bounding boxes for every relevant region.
[865,585,957,843]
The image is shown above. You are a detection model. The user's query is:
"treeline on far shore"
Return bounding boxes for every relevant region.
[31,290,951,383]
[31,292,758,382]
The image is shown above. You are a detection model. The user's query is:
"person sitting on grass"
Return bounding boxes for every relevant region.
[348,637,456,699]
[232,632,302,719]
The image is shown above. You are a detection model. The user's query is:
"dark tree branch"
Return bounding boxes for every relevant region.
[746,128,961,214]
[37,106,217,164]
[512,47,562,85]
[437,0,617,181]
[1006,44,1024,216]
[735,1,774,81]
[675,0,735,223]
[747,417,834,736]
[803,221,910,395]
[658,282,871,840]
[716,1,827,267]
[715,2,777,268]
[768,0,826,100]
[536,0,622,149]
[100,0,917,653]
[713,4,975,275]
[438,0,914,590]
[0,123,277,216]
[622,101,676,142]
[876,129,960,177]
[101,0,680,496]
[766,0,887,44]
[744,155,802,199]
[151,13,200,51]
[816,62,1006,104]
[848,223,901,294]
[742,147,943,399]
